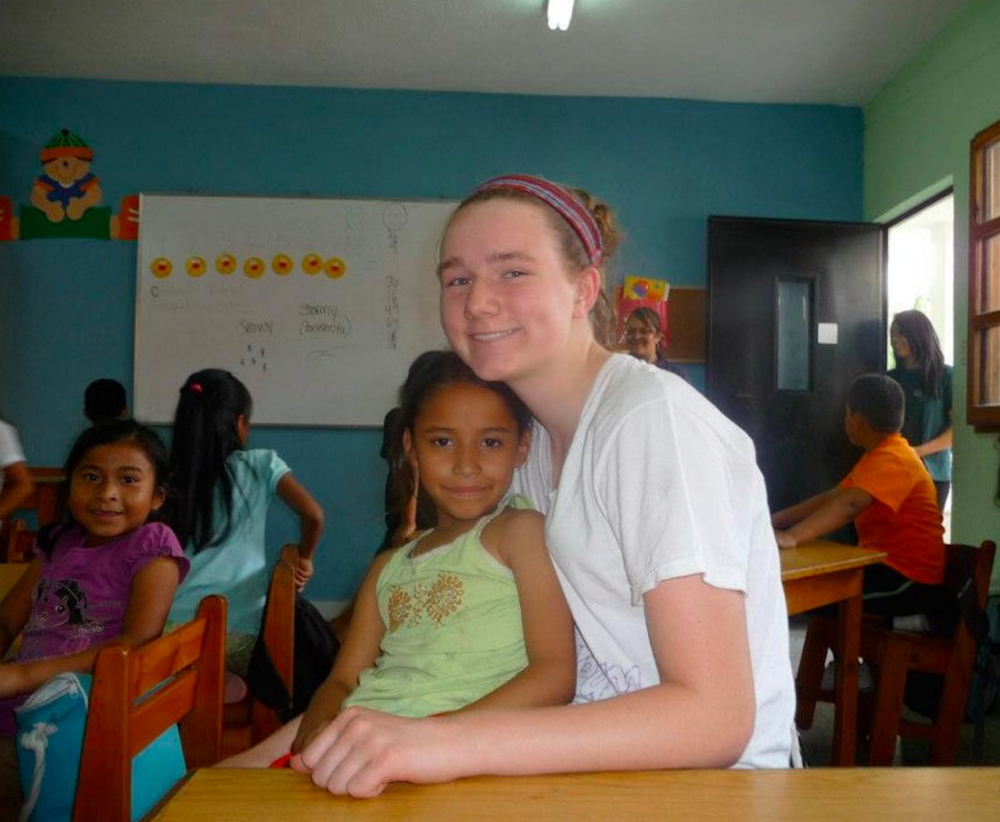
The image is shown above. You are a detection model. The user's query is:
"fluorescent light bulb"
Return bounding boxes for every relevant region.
[547,0,574,31]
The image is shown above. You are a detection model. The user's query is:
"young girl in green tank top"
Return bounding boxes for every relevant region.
[221,350,575,771]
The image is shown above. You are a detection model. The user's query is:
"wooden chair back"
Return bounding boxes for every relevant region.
[861,540,996,765]
[1,466,64,561]
[73,595,226,822]
[220,544,297,755]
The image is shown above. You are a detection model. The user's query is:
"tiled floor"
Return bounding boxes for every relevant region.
[789,615,1000,767]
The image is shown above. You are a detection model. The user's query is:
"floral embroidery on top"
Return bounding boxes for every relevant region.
[385,573,465,631]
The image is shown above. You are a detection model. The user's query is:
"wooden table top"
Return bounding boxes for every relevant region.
[153,767,1000,821]
[780,540,887,581]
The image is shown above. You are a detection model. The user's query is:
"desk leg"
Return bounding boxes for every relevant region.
[830,582,862,766]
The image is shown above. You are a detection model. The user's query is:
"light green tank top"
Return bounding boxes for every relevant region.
[343,495,533,717]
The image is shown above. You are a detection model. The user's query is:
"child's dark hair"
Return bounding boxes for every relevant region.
[891,310,946,398]
[387,350,532,527]
[37,419,169,557]
[161,369,252,552]
[847,374,904,434]
[84,378,128,423]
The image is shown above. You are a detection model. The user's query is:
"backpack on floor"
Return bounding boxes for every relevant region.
[15,672,185,822]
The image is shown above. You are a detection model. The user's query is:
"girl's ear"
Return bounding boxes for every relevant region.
[150,485,167,513]
[236,414,250,445]
[514,427,532,469]
[402,428,417,468]
[573,266,602,318]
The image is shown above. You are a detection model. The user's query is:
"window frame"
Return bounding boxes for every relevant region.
[967,118,1000,432]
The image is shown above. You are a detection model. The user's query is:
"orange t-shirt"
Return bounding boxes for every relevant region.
[840,433,944,584]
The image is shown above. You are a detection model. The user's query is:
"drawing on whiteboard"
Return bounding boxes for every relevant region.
[216,253,237,274]
[272,253,294,275]
[302,253,323,275]
[382,203,408,253]
[185,256,207,277]
[324,256,346,278]
[244,257,266,279]
[384,275,400,350]
[239,343,269,373]
[151,257,172,278]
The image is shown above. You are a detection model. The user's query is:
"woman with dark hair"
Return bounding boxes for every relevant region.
[887,309,953,510]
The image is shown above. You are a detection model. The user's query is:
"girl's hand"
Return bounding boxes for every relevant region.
[291,707,459,798]
[294,555,314,590]
[0,662,31,699]
[292,715,331,754]
[774,530,796,550]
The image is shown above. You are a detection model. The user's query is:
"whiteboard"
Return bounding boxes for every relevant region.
[134,194,455,426]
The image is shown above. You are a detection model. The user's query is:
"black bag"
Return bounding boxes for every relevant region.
[245,595,340,722]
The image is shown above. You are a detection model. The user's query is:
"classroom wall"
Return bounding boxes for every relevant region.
[0,77,862,600]
[863,0,1000,590]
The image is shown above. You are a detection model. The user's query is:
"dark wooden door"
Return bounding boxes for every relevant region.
[707,217,884,512]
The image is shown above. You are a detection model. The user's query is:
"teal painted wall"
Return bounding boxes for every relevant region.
[863,0,1000,589]
[1,77,862,599]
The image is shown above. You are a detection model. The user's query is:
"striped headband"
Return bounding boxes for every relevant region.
[474,174,604,265]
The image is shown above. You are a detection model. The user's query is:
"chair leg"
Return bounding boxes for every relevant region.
[867,640,908,766]
[795,617,833,730]
[928,657,974,765]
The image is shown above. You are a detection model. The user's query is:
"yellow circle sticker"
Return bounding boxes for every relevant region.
[151,257,173,279]
[243,257,266,279]
[324,257,346,279]
[272,253,294,276]
[216,253,237,275]
[186,256,207,277]
[302,253,323,275]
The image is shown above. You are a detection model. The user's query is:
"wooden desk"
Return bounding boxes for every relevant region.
[781,540,887,767]
[152,767,1000,821]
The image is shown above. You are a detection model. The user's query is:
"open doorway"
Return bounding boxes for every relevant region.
[884,190,954,537]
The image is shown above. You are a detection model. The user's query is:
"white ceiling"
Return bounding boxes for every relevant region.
[0,0,973,105]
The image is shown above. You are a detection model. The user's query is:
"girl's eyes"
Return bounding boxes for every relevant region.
[430,437,453,448]
[482,437,504,449]
[121,474,141,485]
[78,470,101,483]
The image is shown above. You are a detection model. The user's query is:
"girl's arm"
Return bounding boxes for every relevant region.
[0,556,180,699]
[291,549,391,754]
[276,473,324,590]
[913,426,953,459]
[0,558,42,658]
[454,509,576,712]
[0,461,35,520]
[774,486,872,549]
[296,573,756,798]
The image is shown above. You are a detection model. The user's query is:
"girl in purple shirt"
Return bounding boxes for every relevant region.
[0,420,189,734]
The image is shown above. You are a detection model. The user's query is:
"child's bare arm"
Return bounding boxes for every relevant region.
[292,549,391,753]
[0,461,34,520]
[457,509,576,712]
[775,486,873,549]
[276,473,324,589]
[0,556,180,698]
[0,558,42,658]
[771,487,840,530]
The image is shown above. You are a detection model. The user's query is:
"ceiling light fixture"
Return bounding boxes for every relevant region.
[547,0,574,31]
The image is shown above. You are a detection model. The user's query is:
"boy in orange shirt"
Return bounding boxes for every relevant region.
[772,373,945,618]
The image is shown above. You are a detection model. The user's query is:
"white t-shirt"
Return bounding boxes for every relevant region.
[512,354,797,768]
[0,419,27,498]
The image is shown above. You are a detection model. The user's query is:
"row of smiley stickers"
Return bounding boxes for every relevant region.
[150,253,346,280]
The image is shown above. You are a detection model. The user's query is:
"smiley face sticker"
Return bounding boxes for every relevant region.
[302,253,323,275]
[151,257,173,279]
[272,253,294,276]
[243,257,266,279]
[324,257,346,279]
[216,253,237,275]
[185,256,207,277]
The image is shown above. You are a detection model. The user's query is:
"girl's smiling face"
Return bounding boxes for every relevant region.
[404,381,529,535]
[438,199,589,385]
[68,442,164,546]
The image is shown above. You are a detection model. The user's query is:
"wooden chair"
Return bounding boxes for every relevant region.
[73,594,226,822]
[795,540,996,765]
[1,466,64,561]
[221,544,297,756]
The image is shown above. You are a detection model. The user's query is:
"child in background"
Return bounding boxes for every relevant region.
[163,369,323,678]
[0,417,34,525]
[772,373,946,617]
[887,309,953,510]
[0,420,188,730]
[83,377,129,424]
[221,350,575,767]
